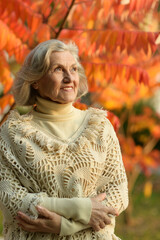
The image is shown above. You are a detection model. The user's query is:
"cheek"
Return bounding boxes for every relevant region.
[75,75,80,87]
[42,76,58,90]
[38,80,56,97]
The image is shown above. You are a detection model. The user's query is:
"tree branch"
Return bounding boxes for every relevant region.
[74,0,95,5]
[55,0,76,38]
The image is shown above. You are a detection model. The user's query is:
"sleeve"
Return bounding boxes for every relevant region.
[97,120,129,215]
[0,154,47,221]
[40,198,92,236]
[40,197,92,224]
[60,218,89,236]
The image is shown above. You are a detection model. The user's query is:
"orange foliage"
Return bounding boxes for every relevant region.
[107,111,120,133]
[0,94,14,116]
[73,101,88,110]
[36,24,51,42]
[0,20,30,62]
[120,135,160,176]
[0,51,13,94]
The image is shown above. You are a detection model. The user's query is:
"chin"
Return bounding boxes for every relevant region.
[60,97,77,104]
[62,99,74,104]
[49,94,77,104]
[52,99,74,104]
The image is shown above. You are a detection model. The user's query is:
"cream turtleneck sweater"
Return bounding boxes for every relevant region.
[0,96,128,240]
[32,96,87,140]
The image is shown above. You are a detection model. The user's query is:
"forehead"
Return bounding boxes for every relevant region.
[50,51,77,65]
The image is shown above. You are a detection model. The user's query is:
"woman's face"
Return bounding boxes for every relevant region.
[34,51,79,104]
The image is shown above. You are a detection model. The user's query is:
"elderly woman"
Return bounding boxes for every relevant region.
[0,39,128,240]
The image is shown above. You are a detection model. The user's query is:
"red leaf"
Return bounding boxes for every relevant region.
[37,24,51,42]
[31,14,42,33]
[107,111,120,133]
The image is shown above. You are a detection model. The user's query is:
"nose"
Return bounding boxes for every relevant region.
[63,71,72,83]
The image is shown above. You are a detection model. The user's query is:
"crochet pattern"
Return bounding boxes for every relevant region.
[0,108,128,240]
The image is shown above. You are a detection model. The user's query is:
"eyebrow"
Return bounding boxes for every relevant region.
[50,63,77,68]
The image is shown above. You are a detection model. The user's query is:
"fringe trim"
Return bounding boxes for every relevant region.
[7,108,111,154]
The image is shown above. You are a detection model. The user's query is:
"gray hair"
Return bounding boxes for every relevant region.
[12,39,88,106]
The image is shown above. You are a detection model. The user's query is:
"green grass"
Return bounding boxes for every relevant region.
[115,174,160,240]
[0,174,160,239]
[115,192,160,240]
[0,211,2,235]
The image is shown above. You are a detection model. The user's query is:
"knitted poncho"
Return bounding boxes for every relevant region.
[0,106,128,240]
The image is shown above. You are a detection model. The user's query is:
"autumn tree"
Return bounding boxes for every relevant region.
[0,0,160,224]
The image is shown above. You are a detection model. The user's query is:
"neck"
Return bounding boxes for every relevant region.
[35,96,74,115]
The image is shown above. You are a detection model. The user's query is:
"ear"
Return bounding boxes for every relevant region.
[32,82,39,90]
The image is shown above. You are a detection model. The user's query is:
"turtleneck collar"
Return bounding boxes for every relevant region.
[35,96,74,115]
[32,96,79,121]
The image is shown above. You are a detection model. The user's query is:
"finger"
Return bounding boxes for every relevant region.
[99,221,106,229]
[94,193,106,202]
[17,218,49,233]
[104,217,111,225]
[16,216,36,227]
[19,224,37,233]
[93,225,101,232]
[17,212,35,224]
[17,218,37,232]
[17,212,43,228]
[36,206,53,219]
[107,207,119,216]
[115,208,119,216]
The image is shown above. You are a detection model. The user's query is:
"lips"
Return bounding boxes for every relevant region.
[61,86,73,90]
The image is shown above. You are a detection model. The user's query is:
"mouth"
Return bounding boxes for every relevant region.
[61,87,73,91]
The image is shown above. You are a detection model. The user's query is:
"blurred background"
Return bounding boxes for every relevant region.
[0,0,160,239]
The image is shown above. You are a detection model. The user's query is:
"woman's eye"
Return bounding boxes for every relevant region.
[54,67,62,72]
[71,67,77,72]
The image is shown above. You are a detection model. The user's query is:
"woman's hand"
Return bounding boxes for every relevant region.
[16,206,61,234]
[89,193,119,231]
